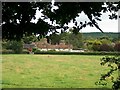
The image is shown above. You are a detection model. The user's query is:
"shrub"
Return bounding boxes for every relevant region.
[92,40,102,51]
[114,42,120,52]
[4,40,23,54]
[47,49,56,52]
[99,44,114,51]
[32,47,38,52]
[92,44,101,51]
[34,50,120,55]
[2,49,14,54]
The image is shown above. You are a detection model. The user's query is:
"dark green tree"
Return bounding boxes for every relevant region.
[2,2,51,40]
[22,33,38,44]
[59,29,83,49]
[49,33,61,45]
[68,32,83,49]
[2,2,120,40]
[3,40,23,53]
[60,32,71,45]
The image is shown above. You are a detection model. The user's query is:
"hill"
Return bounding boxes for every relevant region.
[82,32,120,40]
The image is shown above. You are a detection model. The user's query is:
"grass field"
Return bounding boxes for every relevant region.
[2,54,114,88]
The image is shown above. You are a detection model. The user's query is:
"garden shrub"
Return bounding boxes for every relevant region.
[4,40,23,54]
[2,49,14,54]
[34,50,120,55]
[32,47,38,52]
[114,42,120,52]
[92,43,101,51]
[99,44,114,51]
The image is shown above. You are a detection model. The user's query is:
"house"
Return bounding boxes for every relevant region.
[23,43,36,49]
[34,38,73,51]
[23,38,84,52]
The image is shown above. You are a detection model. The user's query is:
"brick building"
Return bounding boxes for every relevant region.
[34,38,73,51]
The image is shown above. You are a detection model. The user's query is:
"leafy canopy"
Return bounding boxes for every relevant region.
[2,2,120,40]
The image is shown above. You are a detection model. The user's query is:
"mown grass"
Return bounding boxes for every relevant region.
[2,54,114,88]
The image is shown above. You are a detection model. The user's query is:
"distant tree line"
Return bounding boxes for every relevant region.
[2,30,120,53]
[47,30,120,52]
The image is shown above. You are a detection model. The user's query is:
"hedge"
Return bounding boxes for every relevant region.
[34,51,120,55]
[2,49,29,54]
[2,49,120,55]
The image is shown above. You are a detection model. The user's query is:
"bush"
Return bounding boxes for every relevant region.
[32,47,38,52]
[34,50,120,55]
[4,40,23,54]
[47,49,56,52]
[2,49,14,54]
[99,44,114,51]
[92,44,101,51]
[114,42,120,52]
[92,40,102,51]
[2,49,29,54]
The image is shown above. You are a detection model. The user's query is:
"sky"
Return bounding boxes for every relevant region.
[75,11,118,33]
[31,5,119,33]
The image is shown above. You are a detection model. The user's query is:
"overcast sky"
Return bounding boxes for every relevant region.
[31,8,119,33]
[75,11,118,33]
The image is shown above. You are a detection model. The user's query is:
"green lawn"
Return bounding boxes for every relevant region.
[2,54,113,88]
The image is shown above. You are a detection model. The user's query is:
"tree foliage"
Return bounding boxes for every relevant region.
[96,56,120,90]
[2,40,23,53]
[48,31,83,49]
[2,2,51,40]
[92,40,102,51]
[2,2,120,40]
[49,33,61,45]
[99,44,114,51]
[114,42,120,52]
[85,37,115,51]
[22,33,38,44]
[68,33,83,49]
